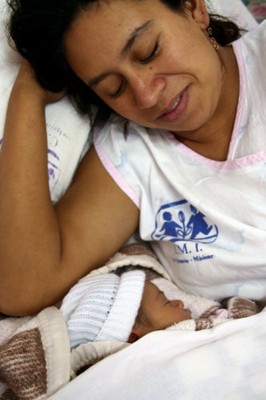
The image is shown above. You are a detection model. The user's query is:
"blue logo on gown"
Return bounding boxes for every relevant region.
[152,200,218,243]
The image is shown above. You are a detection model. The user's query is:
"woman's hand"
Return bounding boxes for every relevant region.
[14,59,65,105]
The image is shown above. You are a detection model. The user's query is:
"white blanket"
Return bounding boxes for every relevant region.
[50,309,266,400]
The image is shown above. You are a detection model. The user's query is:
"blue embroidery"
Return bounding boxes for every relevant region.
[152,200,218,244]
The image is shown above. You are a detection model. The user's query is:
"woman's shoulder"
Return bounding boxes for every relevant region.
[93,113,168,156]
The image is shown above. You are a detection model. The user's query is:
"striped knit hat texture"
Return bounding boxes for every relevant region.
[60,270,146,348]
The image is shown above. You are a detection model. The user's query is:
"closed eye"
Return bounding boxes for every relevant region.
[109,80,126,98]
[139,41,160,64]
[108,41,159,98]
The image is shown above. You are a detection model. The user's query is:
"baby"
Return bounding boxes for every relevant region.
[61,244,260,349]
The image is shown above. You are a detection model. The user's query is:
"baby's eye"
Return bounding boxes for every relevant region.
[139,41,160,64]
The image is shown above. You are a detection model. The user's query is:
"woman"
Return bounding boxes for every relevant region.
[1,0,265,315]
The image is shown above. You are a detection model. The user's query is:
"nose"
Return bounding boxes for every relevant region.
[129,71,165,109]
[171,300,184,309]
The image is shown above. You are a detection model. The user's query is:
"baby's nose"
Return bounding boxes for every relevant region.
[171,299,184,308]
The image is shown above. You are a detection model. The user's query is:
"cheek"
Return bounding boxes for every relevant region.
[159,309,182,328]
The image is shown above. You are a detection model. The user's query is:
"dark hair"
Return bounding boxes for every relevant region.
[7,0,242,115]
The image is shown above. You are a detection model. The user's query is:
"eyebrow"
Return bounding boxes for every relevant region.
[87,20,153,88]
[122,20,153,55]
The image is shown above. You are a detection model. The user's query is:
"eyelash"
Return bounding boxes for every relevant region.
[109,41,160,99]
[140,41,160,64]
[110,80,126,99]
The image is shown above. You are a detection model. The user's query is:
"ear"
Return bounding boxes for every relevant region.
[184,0,210,30]
[128,331,139,343]
[128,320,148,343]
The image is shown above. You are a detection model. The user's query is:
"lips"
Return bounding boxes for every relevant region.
[166,97,181,113]
[157,87,188,123]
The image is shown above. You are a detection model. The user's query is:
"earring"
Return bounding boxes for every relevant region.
[184,1,192,10]
[207,27,220,51]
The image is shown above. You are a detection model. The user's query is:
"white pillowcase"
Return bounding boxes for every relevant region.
[210,0,258,29]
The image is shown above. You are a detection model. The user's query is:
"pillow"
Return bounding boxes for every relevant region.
[0,0,257,203]
[213,0,258,29]
[0,1,92,203]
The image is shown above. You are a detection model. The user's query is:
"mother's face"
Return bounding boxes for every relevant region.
[64,0,224,134]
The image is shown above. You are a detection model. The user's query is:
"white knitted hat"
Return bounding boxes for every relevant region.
[60,270,146,348]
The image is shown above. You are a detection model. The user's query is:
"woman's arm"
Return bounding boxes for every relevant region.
[0,63,139,316]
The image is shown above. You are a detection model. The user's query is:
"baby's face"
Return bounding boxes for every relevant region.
[137,282,191,335]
